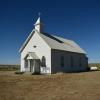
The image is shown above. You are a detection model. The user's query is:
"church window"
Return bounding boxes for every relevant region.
[71,56,74,68]
[79,57,82,67]
[41,56,46,67]
[25,60,28,68]
[61,56,64,67]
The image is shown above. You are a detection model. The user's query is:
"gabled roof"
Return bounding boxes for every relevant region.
[34,17,41,25]
[40,33,86,54]
[19,30,86,54]
[19,29,35,52]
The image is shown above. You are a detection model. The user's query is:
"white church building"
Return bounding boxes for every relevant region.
[19,16,88,74]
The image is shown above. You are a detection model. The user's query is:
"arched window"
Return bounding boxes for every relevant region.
[24,59,28,68]
[61,56,64,67]
[79,56,82,67]
[71,56,74,68]
[85,56,88,65]
[41,56,46,67]
[24,54,29,68]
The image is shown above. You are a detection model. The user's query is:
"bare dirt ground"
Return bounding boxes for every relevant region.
[0,71,100,100]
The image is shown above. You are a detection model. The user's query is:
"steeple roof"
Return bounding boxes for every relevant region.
[34,15,44,33]
[34,17,41,25]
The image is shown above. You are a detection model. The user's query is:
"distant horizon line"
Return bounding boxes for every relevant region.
[0,64,20,65]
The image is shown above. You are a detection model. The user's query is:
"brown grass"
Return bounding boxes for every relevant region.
[0,71,100,100]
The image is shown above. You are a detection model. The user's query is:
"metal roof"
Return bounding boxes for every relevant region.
[19,30,86,54]
[39,33,86,54]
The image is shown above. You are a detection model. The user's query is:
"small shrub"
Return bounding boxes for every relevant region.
[15,71,24,74]
[32,72,41,75]
[56,72,64,75]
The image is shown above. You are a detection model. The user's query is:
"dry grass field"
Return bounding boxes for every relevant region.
[0,71,100,100]
[0,65,20,71]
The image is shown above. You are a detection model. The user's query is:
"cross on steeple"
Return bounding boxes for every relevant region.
[38,12,41,17]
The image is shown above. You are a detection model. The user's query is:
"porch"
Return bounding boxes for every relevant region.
[24,52,40,73]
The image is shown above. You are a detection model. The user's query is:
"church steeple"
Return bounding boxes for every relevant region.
[34,13,44,33]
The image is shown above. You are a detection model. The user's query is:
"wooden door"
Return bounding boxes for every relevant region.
[34,59,40,73]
